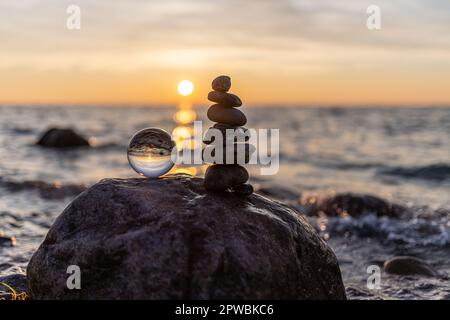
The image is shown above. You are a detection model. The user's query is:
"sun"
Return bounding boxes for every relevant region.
[177,80,194,96]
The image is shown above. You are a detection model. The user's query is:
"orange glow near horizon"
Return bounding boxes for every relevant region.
[0,1,450,107]
[1,68,449,107]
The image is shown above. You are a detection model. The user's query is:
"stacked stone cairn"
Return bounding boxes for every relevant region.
[203,75,254,196]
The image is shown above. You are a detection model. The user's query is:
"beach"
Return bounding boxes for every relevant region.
[0,105,449,299]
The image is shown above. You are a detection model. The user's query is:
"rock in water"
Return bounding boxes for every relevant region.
[0,235,16,247]
[212,75,231,92]
[318,193,404,218]
[37,128,90,148]
[27,176,346,300]
[383,256,439,277]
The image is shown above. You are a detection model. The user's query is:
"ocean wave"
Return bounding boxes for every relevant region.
[298,157,386,171]
[90,142,125,151]
[29,141,124,152]
[378,164,450,182]
[295,192,449,246]
[0,178,86,199]
[298,157,450,183]
[10,127,35,135]
[315,159,384,171]
[313,214,450,247]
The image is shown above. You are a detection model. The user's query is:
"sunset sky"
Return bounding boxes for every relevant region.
[0,0,449,106]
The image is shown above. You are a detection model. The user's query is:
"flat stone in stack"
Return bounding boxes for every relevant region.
[203,143,255,164]
[203,124,249,145]
[207,104,247,126]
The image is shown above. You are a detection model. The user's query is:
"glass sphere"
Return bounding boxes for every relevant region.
[127,128,176,178]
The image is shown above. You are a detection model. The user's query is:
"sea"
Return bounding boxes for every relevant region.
[0,105,449,299]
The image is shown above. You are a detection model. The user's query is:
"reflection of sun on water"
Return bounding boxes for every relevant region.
[172,126,193,149]
[174,109,196,124]
[128,153,173,177]
[171,79,200,176]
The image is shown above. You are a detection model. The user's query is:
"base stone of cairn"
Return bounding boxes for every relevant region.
[27,176,346,300]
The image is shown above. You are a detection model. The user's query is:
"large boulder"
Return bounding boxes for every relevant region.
[36,128,90,148]
[27,175,346,300]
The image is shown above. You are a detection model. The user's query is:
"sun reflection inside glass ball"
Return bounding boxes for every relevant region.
[127,128,176,178]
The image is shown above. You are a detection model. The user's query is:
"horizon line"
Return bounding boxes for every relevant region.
[1,103,450,109]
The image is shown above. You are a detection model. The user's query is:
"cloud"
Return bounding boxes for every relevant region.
[0,0,449,84]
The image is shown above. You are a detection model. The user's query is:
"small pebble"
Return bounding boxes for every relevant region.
[232,183,254,196]
[212,75,231,92]
[204,164,249,191]
[208,91,242,107]
[207,104,247,126]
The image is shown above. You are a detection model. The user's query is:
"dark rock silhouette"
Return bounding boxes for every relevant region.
[384,256,439,277]
[204,164,249,191]
[0,233,16,247]
[232,183,254,196]
[305,193,405,218]
[203,124,249,144]
[203,143,255,164]
[204,76,253,194]
[207,104,247,127]
[36,128,90,148]
[27,175,346,300]
[211,75,231,92]
[207,91,242,107]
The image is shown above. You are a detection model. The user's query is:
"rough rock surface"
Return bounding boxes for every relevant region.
[27,175,346,300]
[211,75,231,92]
[36,128,90,148]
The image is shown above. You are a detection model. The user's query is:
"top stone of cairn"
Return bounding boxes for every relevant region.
[212,75,231,92]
